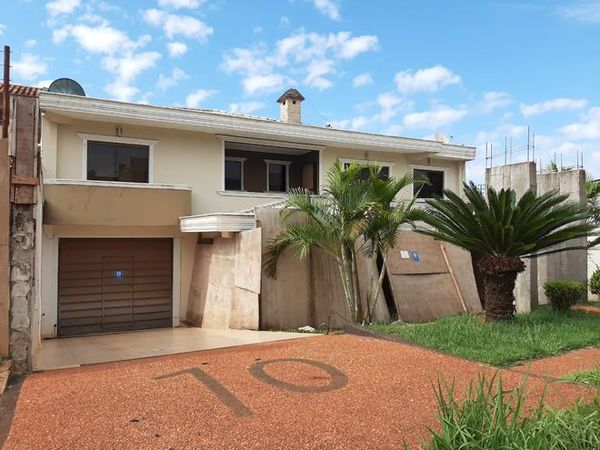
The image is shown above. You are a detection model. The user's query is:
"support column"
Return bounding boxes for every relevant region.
[486,162,538,312]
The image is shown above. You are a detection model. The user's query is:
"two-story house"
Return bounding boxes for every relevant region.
[35,87,475,348]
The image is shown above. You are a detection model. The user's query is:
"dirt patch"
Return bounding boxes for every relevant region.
[510,347,600,379]
[573,304,600,315]
[3,335,594,450]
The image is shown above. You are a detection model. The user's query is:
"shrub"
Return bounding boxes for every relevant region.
[544,280,585,312]
[590,268,600,297]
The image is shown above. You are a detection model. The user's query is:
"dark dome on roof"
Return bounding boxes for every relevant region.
[276,88,305,103]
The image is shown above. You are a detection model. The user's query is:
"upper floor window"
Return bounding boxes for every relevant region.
[267,160,290,192]
[342,161,391,180]
[225,157,245,191]
[87,141,149,183]
[413,168,444,198]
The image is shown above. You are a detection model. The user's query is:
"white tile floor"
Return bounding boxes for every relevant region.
[33,327,314,371]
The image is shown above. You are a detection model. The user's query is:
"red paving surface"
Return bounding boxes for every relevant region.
[3,335,596,450]
[511,347,600,379]
[573,304,600,315]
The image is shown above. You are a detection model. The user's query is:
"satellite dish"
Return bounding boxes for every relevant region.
[48,78,86,96]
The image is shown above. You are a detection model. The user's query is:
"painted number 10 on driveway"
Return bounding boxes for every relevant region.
[155,358,348,417]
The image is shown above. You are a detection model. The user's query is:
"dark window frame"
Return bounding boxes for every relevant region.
[224,157,245,191]
[342,161,391,180]
[266,160,290,193]
[86,140,150,183]
[413,168,445,199]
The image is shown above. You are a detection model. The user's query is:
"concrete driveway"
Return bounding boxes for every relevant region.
[3,335,594,450]
[33,327,313,370]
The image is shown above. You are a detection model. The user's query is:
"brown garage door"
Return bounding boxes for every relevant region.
[58,238,173,336]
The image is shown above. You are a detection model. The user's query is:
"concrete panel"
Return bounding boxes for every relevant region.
[356,250,390,322]
[486,162,536,194]
[442,243,483,313]
[256,207,311,329]
[235,228,261,294]
[536,170,587,304]
[388,232,447,275]
[390,273,464,322]
[229,288,259,330]
[310,247,348,328]
[186,239,236,329]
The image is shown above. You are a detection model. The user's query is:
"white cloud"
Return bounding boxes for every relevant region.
[156,67,188,90]
[222,30,378,95]
[167,41,188,57]
[243,74,291,96]
[158,0,202,9]
[46,0,80,17]
[481,91,512,113]
[352,73,373,87]
[142,9,213,41]
[229,102,265,114]
[403,106,468,130]
[560,107,600,140]
[11,53,49,82]
[304,59,335,90]
[520,98,588,117]
[103,51,162,101]
[50,16,162,102]
[24,39,38,47]
[329,92,413,132]
[558,2,600,24]
[394,65,461,94]
[34,79,54,88]
[53,24,146,54]
[186,88,216,108]
[0,24,5,36]
[312,0,341,20]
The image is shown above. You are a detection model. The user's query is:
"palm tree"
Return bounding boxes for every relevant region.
[263,161,375,322]
[418,182,594,322]
[361,167,425,322]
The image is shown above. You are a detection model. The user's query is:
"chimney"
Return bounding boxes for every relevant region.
[276,88,305,124]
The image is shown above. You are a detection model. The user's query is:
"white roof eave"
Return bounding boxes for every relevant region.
[40,92,476,159]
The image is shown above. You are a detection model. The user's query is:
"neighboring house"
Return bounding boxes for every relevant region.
[34,87,475,349]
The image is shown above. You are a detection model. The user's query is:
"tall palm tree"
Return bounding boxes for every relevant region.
[418,182,594,322]
[263,161,375,322]
[362,167,425,322]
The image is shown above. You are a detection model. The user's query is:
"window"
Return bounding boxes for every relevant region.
[225,158,245,191]
[413,168,444,198]
[87,141,149,183]
[267,161,290,192]
[343,161,390,180]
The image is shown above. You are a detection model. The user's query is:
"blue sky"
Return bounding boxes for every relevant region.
[2,0,600,183]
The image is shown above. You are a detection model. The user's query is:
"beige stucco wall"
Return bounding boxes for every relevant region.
[42,115,466,215]
[321,147,463,199]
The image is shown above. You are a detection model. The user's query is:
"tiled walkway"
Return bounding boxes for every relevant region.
[33,327,313,370]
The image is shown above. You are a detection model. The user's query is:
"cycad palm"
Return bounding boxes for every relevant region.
[418,182,593,321]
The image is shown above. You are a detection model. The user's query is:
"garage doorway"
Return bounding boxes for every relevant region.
[57,238,173,336]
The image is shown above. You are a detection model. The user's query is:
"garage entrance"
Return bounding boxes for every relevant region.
[58,238,173,336]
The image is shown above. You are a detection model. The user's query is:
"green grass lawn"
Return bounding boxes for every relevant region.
[371,307,600,366]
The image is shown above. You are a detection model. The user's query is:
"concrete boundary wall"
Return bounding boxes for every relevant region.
[486,163,587,312]
[186,207,482,330]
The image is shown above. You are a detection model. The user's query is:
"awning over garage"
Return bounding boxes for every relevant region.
[179,212,256,233]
